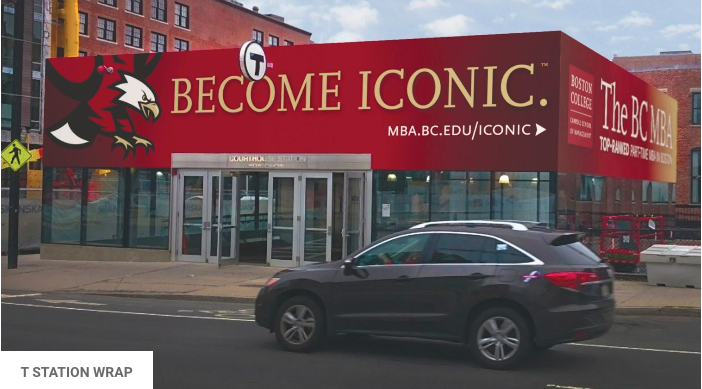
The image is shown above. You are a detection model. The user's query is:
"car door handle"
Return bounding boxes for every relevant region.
[467,273,490,280]
[396,275,413,282]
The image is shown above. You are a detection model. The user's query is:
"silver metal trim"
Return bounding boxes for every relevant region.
[410,220,529,231]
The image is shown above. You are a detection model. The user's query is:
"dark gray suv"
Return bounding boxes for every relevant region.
[255,221,615,369]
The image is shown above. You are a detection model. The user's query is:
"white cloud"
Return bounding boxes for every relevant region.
[610,35,634,43]
[509,12,517,19]
[659,23,701,38]
[327,30,365,43]
[493,16,505,24]
[407,0,448,11]
[422,14,472,37]
[596,25,618,32]
[329,1,379,31]
[533,0,572,10]
[678,43,691,51]
[618,11,652,27]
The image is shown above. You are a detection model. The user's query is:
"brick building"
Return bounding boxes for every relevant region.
[613,51,701,227]
[76,0,312,56]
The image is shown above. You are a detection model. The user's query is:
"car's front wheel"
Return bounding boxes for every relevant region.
[469,307,532,370]
[274,296,324,352]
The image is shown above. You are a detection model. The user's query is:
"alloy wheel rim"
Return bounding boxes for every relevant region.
[477,316,520,362]
[280,305,316,345]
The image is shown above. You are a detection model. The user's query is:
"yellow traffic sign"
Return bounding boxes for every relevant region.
[1,140,32,171]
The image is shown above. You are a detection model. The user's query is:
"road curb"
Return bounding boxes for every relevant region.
[78,292,257,304]
[615,306,701,317]
[77,292,701,317]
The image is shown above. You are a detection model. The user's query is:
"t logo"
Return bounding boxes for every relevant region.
[249,52,264,76]
[239,41,267,82]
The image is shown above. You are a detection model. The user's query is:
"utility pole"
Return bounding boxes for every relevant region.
[7,0,25,270]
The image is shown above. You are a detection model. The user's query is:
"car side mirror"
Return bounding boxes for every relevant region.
[343,258,355,273]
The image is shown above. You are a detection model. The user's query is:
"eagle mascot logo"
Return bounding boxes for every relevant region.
[46,53,162,158]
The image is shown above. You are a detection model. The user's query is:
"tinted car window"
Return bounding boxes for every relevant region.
[431,234,531,263]
[431,234,532,264]
[550,242,602,265]
[356,234,430,266]
[481,237,532,264]
[432,234,486,263]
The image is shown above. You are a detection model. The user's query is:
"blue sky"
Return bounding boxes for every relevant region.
[253,0,701,58]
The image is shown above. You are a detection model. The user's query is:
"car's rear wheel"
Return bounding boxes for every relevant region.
[274,296,324,352]
[469,307,532,370]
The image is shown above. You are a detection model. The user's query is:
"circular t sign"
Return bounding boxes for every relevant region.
[239,40,266,82]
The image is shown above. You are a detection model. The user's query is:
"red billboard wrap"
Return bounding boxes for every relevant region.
[43,32,676,183]
[558,35,677,183]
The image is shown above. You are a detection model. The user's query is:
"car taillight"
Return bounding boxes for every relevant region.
[544,272,601,289]
[266,277,280,286]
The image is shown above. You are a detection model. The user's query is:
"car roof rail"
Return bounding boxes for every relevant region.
[409,220,530,231]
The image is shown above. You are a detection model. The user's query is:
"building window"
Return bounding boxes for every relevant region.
[129,170,171,249]
[430,171,490,221]
[693,92,701,125]
[252,29,263,44]
[78,12,88,35]
[42,168,84,244]
[269,35,279,46]
[125,25,142,48]
[174,38,189,51]
[284,40,294,46]
[493,172,552,223]
[578,175,603,202]
[151,0,167,22]
[692,149,701,204]
[2,3,16,37]
[643,181,669,203]
[85,169,125,246]
[97,17,116,42]
[79,51,87,57]
[126,0,143,15]
[151,32,166,52]
[99,0,117,7]
[175,3,189,29]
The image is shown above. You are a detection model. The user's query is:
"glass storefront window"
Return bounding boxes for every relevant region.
[430,171,490,221]
[492,172,545,222]
[42,167,83,244]
[129,169,171,249]
[85,169,125,246]
[374,171,429,238]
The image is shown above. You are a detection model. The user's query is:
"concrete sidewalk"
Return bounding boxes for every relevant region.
[2,255,700,316]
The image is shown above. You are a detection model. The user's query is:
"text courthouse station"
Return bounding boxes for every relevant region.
[41,32,677,267]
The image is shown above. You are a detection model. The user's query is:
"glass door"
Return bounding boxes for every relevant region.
[178,170,208,262]
[342,173,364,257]
[177,170,238,264]
[209,172,239,266]
[267,173,299,267]
[301,173,332,265]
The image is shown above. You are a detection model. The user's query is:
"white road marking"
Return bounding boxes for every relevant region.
[3,301,700,356]
[567,342,700,355]
[1,302,255,322]
[1,293,42,299]
[36,299,106,306]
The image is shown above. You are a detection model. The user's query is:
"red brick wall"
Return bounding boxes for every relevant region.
[78,0,312,56]
[614,54,701,206]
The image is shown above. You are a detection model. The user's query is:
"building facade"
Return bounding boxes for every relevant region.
[40,32,679,267]
[613,51,701,227]
[1,0,47,251]
[1,0,311,252]
[76,0,311,56]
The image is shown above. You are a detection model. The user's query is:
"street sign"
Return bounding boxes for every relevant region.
[1,140,31,171]
[239,40,266,82]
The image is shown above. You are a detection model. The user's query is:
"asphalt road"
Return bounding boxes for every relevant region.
[2,291,700,389]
